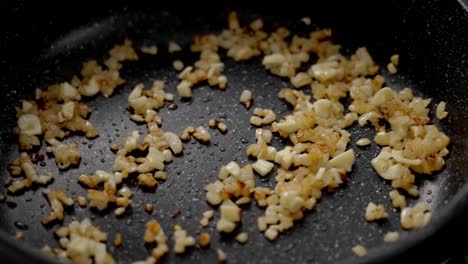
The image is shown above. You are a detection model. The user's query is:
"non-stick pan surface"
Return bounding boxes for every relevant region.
[2,1,468,263]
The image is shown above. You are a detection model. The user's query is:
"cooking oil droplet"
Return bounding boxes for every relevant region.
[14,221,28,230]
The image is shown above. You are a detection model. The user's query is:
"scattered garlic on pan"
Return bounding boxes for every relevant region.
[352,245,368,257]
[42,189,74,225]
[389,189,406,209]
[383,231,400,243]
[140,45,158,55]
[199,232,211,247]
[143,220,168,261]
[45,218,115,264]
[436,101,448,120]
[168,41,182,53]
[239,89,253,109]
[365,202,388,222]
[200,210,215,227]
[173,224,196,254]
[7,153,54,193]
[46,139,81,169]
[193,126,211,143]
[400,202,432,229]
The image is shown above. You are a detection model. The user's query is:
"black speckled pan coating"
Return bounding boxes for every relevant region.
[1,1,468,263]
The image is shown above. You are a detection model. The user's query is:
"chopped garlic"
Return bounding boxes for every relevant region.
[365,202,388,221]
[436,101,448,120]
[352,245,368,256]
[400,202,431,229]
[252,160,274,176]
[173,224,195,253]
[168,41,182,53]
[141,45,158,55]
[193,126,211,142]
[384,231,400,243]
[235,232,249,244]
[356,138,371,146]
[199,232,211,247]
[239,90,253,109]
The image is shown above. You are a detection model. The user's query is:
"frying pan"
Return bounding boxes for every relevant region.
[2,1,468,263]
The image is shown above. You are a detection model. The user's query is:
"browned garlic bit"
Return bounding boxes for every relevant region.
[15,231,25,241]
[383,231,400,243]
[209,119,228,133]
[389,189,406,209]
[49,218,115,264]
[46,139,81,169]
[350,81,450,197]
[365,202,388,222]
[78,170,132,216]
[7,153,54,193]
[205,161,255,207]
[114,233,122,247]
[239,90,253,109]
[352,245,368,257]
[42,189,74,225]
[199,232,211,247]
[217,248,227,264]
[193,126,211,143]
[400,202,431,229]
[145,203,154,213]
[128,81,172,125]
[199,210,214,227]
[180,126,196,141]
[173,224,196,254]
[143,220,168,261]
[141,45,158,55]
[249,108,277,126]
